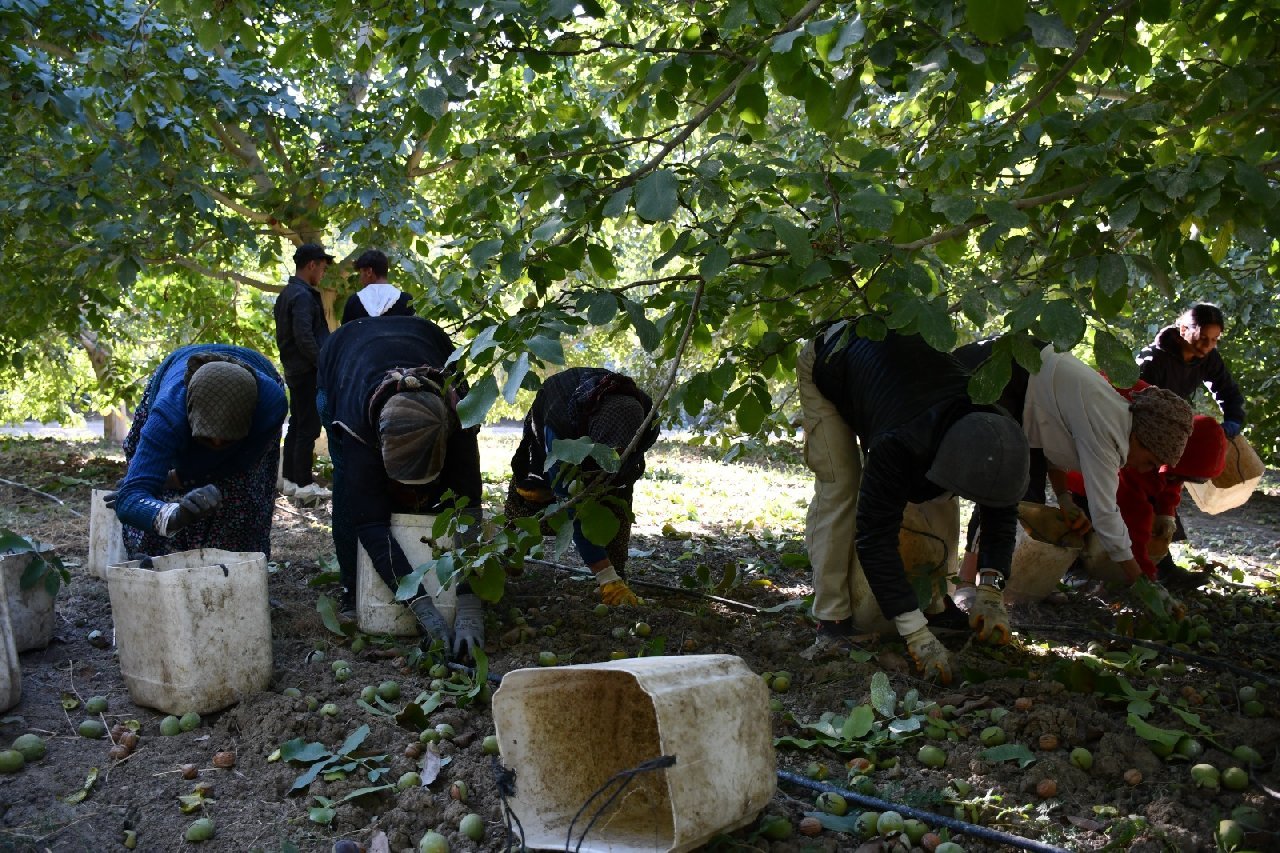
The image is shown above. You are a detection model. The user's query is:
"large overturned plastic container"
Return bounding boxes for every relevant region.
[355,514,456,636]
[107,549,272,715]
[87,489,126,580]
[0,565,21,712]
[0,546,57,652]
[492,655,775,852]
[853,499,959,634]
[1005,502,1084,603]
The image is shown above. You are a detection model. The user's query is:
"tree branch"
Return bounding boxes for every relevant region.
[169,257,280,293]
[1000,0,1138,132]
[891,181,1091,251]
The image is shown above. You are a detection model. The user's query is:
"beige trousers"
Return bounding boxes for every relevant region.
[798,338,863,622]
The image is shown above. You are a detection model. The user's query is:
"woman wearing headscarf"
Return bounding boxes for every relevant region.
[113,345,288,557]
[1138,303,1246,439]
[505,367,661,608]
[317,315,484,659]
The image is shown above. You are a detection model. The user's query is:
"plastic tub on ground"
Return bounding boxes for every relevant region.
[492,655,775,853]
[1005,502,1084,603]
[355,514,456,637]
[853,498,959,634]
[106,548,272,715]
[87,489,126,580]
[0,566,21,712]
[0,547,56,652]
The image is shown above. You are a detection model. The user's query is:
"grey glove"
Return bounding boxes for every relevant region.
[452,593,485,660]
[169,484,222,532]
[410,596,453,653]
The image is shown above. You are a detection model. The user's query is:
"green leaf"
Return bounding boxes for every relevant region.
[735,391,766,434]
[527,335,565,365]
[933,194,976,225]
[468,561,506,602]
[1037,300,1085,351]
[577,498,620,546]
[1026,11,1075,49]
[1126,713,1185,748]
[469,239,504,268]
[981,743,1037,767]
[968,352,1012,405]
[502,353,531,404]
[456,375,498,429]
[624,300,660,351]
[280,738,331,763]
[308,805,336,825]
[315,595,348,637]
[968,0,1028,43]
[1093,330,1138,387]
[870,671,896,718]
[633,169,680,222]
[1097,254,1129,295]
[803,810,865,834]
[700,245,730,280]
[735,82,768,125]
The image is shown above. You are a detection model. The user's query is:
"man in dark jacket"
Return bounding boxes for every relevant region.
[274,242,334,501]
[800,318,1029,684]
[317,315,485,659]
[506,367,660,608]
[1137,303,1246,439]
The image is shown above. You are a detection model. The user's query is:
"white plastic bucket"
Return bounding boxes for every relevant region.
[0,566,21,712]
[87,489,126,580]
[492,655,775,853]
[106,549,272,715]
[852,499,959,634]
[1005,502,1083,603]
[355,514,457,636]
[0,548,56,652]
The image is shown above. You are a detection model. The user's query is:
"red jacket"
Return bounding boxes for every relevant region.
[1067,414,1226,577]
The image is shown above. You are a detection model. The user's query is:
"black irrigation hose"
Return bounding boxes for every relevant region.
[523,556,765,614]
[1018,622,1280,687]
[777,770,1072,853]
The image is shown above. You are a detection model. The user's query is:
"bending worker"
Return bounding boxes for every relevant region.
[114,344,287,557]
[799,317,1031,684]
[317,315,484,659]
[506,367,660,608]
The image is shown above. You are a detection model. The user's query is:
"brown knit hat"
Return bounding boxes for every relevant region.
[378,391,453,484]
[187,361,258,441]
[587,395,647,451]
[1129,386,1193,466]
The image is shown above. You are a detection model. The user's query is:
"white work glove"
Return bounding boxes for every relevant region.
[969,580,1012,645]
[896,610,954,685]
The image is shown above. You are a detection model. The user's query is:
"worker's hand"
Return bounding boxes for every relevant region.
[902,626,954,685]
[1134,578,1186,621]
[1152,515,1177,540]
[1056,492,1092,535]
[968,584,1012,645]
[170,485,222,531]
[102,491,118,509]
[1222,420,1242,440]
[410,597,454,654]
[1118,557,1144,585]
[451,593,485,661]
[594,565,639,606]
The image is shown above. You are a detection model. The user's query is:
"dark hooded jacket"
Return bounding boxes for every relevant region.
[812,323,1018,620]
[273,276,330,378]
[1137,326,1245,424]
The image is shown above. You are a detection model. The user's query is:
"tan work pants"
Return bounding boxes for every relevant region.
[798,337,863,622]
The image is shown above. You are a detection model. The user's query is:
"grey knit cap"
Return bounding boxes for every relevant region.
[379,391,452,484]
[926,412,1030,507]
[587,395,647,451]
[1129,386,1193,465]
[187,361,258,441]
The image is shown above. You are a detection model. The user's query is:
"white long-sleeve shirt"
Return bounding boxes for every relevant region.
[1023,346,1133,561]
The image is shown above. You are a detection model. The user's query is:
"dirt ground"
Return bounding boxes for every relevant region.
[0,435,1277,852]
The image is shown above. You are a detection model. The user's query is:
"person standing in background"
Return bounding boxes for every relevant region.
[341,249,415,323]
[274,243,334,502]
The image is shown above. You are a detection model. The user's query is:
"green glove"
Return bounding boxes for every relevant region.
[901,625,954,685]
[968,583,1012,645]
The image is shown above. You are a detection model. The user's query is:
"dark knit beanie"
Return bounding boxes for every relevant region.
[587,395,647,451]
[379,391,452,484]
[926,412,1030,507]
[187,362,258,441]
[1129,386,1193,466]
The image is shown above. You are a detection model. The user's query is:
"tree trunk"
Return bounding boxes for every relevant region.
[78,328,132,446]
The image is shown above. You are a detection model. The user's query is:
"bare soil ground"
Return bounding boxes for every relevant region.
[0,434,1277,852]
